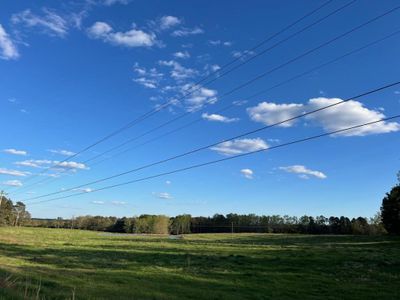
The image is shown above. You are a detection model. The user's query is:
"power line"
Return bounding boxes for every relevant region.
[88,29,400,167]
[8,0,335,192]
[14,5,400,196]
[27,115,400,206]
[60,1,397,166]
[24,80,400,202]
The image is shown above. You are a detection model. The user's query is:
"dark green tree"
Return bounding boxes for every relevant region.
[381,176,400,234]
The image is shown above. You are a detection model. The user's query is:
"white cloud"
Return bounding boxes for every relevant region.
[159,16,181,30]
[165,180,171,185]
[2,179,22,187]
[279,165,327,179]
[0,24,19,60]
[240,168,253,179]
[247,97,400,136]
[73,187,92,193]
[111,200,126,205]
[247,102,304,127]
[91,200,105,204]
[0,168,29,177]
[88,21,156,47]
[231,50,255,59]
[202,113,238,123]
[210,138,268,156]
[12,9,68,37]
[102,0,129,5]
[182,85,218,111]
[306,98,400,136]
[173,51,190,59]
[159,60,198,80]
[133,77,157,89]
[15,159,88,170]
[3,148,27,156]
[154,192,173,200]
[172,27,204,37]
[209,40,232,46]
[48,149,76,156]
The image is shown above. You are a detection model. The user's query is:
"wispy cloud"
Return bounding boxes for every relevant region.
[48,149,76,156]
[2,179,22,187]
[211,138,268,156]
[153,192,173,200]
[12,9,68,37]
[15,159,88,171]
[202,113,238,123]
[0,168,30,177]
[208,40,232,46]
[279,165,327,179]
[171,27,204,37]
[111,200,126,205]
[73,187,93,193]
[0,24,19,60]
[159,60,198,80]
[173,51,190,59]
[91,200,105,204]
[240,168,254,179]
[3,148,27,156]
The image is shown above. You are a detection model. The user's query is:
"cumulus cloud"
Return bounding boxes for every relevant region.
[210,138,268,156]
[2,179,22,187]
[172,27,204,37]
[306,98,400,136]
[12,9,68,37]
[159,16,181,30]
[154,192,173,200]
[247,97,400,136]
[279,165,327,179]
[173,51,190,59]
[240,168,253,179]
[202,113,238,123]
[0,168,29,177]
[247,102,304,127]
[48,149,76,156]
[0,24,19,60]
[88,21,156,47]
[3,148,27,156]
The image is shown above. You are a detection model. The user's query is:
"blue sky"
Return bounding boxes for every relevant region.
[1,0,399,219]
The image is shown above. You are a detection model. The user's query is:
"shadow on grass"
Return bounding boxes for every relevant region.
[0,234,399,299]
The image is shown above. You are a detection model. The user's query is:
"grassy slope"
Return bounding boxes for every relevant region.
[0,227,399,300]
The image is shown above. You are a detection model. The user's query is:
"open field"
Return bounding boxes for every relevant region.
[0,227,399,299]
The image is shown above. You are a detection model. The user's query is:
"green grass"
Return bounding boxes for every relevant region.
[0,227,399,299]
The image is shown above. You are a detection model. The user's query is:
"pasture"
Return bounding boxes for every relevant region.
[0,227,399,299]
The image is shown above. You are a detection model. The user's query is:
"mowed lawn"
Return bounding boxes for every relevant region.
[0,227,399,299]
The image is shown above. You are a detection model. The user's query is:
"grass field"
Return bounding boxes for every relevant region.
[0,227,399,299]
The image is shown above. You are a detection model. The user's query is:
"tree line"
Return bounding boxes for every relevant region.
[28,213,386,235]
[2,172,399,235]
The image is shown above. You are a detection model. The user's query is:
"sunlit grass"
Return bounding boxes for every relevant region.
[0,227,399,299]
